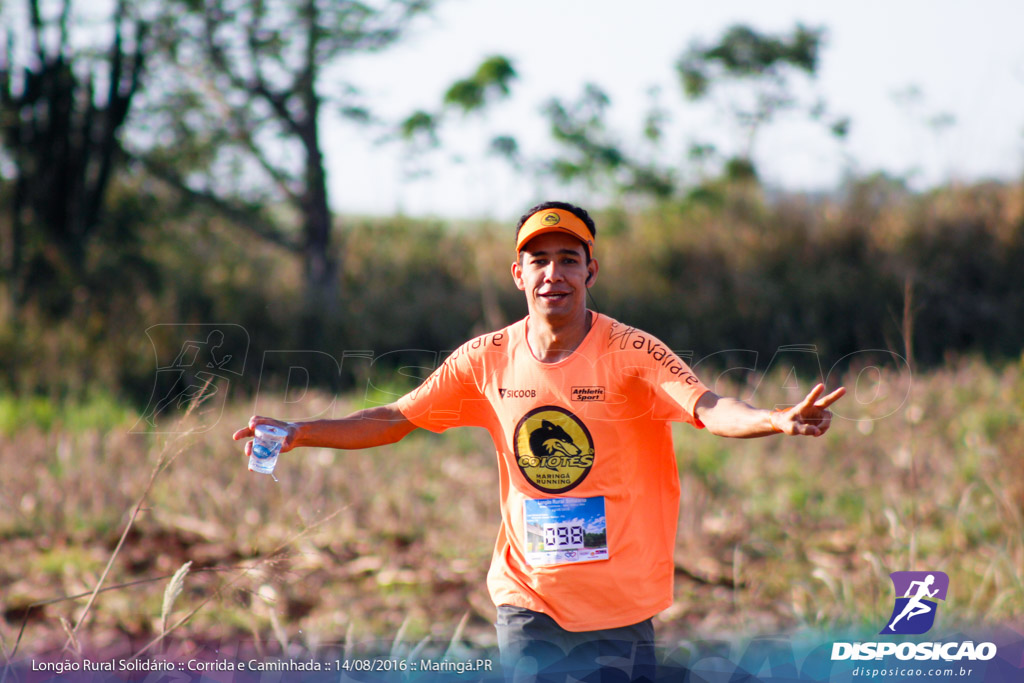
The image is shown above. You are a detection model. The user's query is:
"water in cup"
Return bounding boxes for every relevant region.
[249,424,288,475]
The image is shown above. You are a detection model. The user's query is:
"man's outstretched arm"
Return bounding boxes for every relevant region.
[232,403,418,457]
[694,383,845,438]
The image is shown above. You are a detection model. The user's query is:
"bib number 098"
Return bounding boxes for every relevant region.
[543,524,584,550]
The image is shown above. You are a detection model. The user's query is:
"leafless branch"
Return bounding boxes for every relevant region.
[133,153,301,253]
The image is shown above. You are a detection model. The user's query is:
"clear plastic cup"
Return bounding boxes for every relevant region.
[249,424,288,475]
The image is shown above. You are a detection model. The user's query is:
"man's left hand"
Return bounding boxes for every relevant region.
[770,383,846,437]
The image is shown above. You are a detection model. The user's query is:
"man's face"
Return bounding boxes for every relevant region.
[511,232,598,323]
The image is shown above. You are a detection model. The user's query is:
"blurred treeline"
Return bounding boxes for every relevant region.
[1,1,1022,411]
[3,174,1023,409]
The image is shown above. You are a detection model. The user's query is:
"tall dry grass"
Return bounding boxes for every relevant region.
[1,357,1022,662]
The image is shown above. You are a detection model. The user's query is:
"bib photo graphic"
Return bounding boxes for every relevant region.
[523,497,609,567]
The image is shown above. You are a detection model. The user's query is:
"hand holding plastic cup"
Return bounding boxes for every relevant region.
[249,423,289,476]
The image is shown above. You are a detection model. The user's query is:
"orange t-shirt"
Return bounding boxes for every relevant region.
[396,313,708,631]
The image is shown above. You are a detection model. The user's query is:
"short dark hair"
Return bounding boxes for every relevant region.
[515,201,597,262]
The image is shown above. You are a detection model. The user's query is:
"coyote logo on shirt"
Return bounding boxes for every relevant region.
[530,420,582,464]
[514,407,595,494]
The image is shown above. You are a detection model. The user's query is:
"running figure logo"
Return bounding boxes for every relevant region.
[881,571,949,635]
[131,324,248,433]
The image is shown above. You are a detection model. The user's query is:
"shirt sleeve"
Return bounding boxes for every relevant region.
[655,358,709,428]
[614,328,709,427]
[396,340,494,432]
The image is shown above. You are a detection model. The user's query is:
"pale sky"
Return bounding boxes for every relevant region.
[328,0,1024,220]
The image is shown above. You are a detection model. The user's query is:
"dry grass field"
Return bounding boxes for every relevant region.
[1,357,1022,666]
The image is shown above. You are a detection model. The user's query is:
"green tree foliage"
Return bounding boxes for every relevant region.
[544,84,621,181]
[542,84,676,198]
[484,83,677,201]
[490,23,845,202]
[676,23,849,175]
[443,55,517,113]
[132,0,432,324]
[0,0,149,315]
[399,54,517,153]
[677,24,820,98]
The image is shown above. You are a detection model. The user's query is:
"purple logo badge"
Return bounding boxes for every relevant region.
[881,571,949,635]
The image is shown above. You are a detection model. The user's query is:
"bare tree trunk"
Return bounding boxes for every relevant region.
[296,75,340,345]
[301,121,338,314]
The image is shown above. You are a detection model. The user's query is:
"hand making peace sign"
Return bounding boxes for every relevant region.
[769,383,846,437]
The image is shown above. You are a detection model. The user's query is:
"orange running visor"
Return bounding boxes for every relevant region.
[515,208,594,258]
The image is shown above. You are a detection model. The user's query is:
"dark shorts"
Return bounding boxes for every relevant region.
[495,605,656,683]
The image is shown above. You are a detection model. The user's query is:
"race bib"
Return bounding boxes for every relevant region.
[523,497,609,567]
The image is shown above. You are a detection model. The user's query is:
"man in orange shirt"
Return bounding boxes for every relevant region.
[234,201,844,682]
